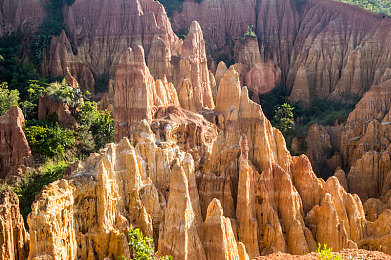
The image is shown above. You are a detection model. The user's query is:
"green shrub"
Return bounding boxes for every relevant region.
[77,101,114,152]
[46,79,84,110]
[245,25,256,38]
[13,160,70,220]
[0,82,20,115]
[121,228,172,260]
[24,124,76,157]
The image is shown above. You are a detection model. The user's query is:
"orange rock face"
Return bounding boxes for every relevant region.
[176,21,215,112]
[0,189,29,260]
[0,107,32,181]
[37,95,77,129]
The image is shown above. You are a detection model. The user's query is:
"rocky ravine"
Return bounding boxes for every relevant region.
[14,44,391,259]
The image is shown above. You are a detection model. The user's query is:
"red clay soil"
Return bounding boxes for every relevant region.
[256,249,391,259]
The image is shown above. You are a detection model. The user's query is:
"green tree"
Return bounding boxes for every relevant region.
[24,124,76,157]
[122,228,172,260]
[0,82,20,115]
[272,103,294,134]
[77,101,114,152]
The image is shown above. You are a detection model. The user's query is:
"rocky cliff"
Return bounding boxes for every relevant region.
[0,106,32,181]
[172,0,391,102]
[24,61,391,258]
[0,0,46,36]
[44,0,181,92]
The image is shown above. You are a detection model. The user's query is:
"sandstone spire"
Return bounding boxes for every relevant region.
[177,21,215,112]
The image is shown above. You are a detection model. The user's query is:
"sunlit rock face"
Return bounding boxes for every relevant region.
[0,106,32,181]
[24,59,391,259]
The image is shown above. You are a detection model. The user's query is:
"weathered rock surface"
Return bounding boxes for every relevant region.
[38,95,77,129]
[44,0,181,91]
[172,0,391,103]
[0,106,31,180]
[302,124,341,178]
[26,68,391,258]
[0,0,46,35]
[48,31,96,93]
[333,80,391,203]
[201,198,244,260]
[0,189,29,260]
[114,45,179,141]
[175,21,215,112]
[245,62,281,96]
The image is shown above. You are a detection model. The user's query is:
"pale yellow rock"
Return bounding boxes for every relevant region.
[215,66,242,117]
[201,198,246,260]
[215,61,228,87]
[178,21,215,112]
[158,160,206,260]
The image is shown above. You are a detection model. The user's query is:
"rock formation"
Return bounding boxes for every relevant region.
[0,0,46,35]
[172,0,391,103]
[45,0,181,91]
[37,95,77,129]
[4,1,391,256]
[0,106,31,181]
[0,189,29,260]
[24,62,391,259]
[328,80,391,203]
[114,45,180,141]
[48,31,96,93]
[175,21,215,112]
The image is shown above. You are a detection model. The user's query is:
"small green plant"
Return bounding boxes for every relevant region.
[121,228,172,260]
[46,79,83,107]
[272,103,294,134]
[317,243,343,260]
[245,25,256,38]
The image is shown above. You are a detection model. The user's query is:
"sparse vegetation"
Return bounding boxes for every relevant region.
[0,77,113,222]
[317,243,343,260]
[12,159,72,220]
[336,0,391,16]
[245,25,256,38]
